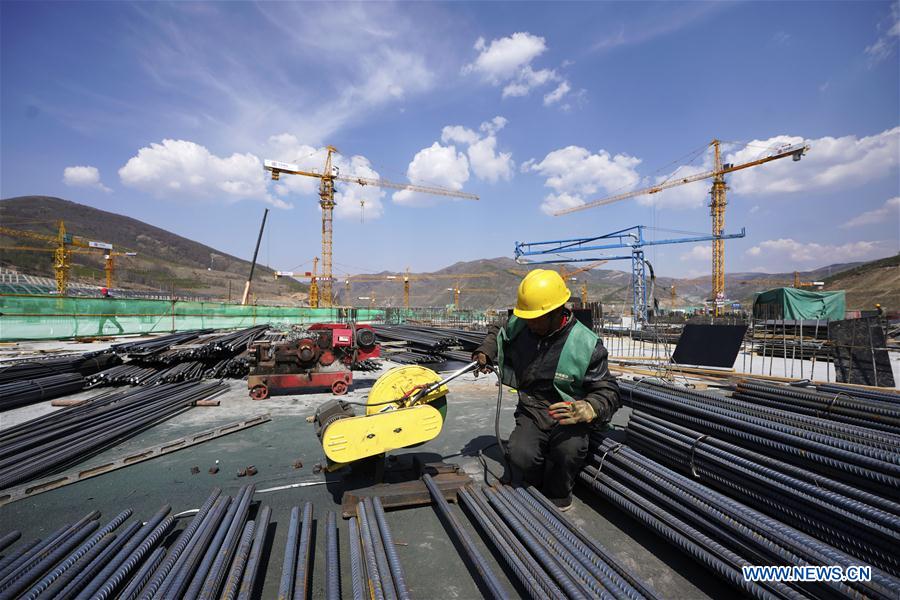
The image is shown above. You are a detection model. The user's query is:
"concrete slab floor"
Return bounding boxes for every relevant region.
[0,359,733,599]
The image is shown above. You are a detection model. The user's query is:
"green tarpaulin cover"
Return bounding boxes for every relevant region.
[753,288,846,321]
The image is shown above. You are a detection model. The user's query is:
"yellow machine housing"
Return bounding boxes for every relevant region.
[318,365,450,469]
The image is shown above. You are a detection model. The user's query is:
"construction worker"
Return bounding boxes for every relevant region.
[875,303,883,317]
[473,269,620,510]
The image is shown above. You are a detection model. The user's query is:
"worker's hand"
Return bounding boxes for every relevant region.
[472,352,493,375]
[548,400,596,425]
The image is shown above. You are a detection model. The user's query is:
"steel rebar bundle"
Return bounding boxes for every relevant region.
[0,352,120,386]
[732,380,900,436]
[460,483,659,600]
[580,437,900,600]
[626,410,900,576]
[0,373,86,411]
[0,381,228,489]
[620,380,900,500]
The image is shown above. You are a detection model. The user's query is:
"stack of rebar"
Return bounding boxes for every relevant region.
[0,381,228,489]
[112,330,212,358]
[580,437,900,600]
[0,373,86,411]
[0,351,120,384]
[815,382,900,404]
[620,379,900,500]
[0,486,270,600]
[627,410,900,576]
[374,324,486,365]
[433,478,659,600]
[732,379,900,435]
[86,364,159,387]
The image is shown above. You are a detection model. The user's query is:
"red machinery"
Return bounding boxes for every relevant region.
[246,323,379,399]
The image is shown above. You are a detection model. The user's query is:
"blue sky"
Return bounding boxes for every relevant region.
[2,1,898,280]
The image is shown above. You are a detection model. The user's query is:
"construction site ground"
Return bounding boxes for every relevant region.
[0,337,744,599]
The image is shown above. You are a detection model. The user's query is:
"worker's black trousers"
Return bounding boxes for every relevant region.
[507,411,590,501]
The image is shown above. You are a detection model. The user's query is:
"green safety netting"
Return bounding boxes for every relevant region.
[0,294,386,340]
[752,287,846,321]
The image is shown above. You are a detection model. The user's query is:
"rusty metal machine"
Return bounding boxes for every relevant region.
[246,323,379,399]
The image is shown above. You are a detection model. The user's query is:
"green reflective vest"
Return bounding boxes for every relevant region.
[496,315,598,402]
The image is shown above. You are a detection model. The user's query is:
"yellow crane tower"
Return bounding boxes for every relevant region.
[0,221,124,294]
[264,148,479,308]
[0,245,137,290]
[553,140,810,314]
[274,257,320,307]
[558,259,608,305]
[345,271,493,309]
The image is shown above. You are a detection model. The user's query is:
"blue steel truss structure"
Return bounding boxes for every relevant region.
[514,226,746,323]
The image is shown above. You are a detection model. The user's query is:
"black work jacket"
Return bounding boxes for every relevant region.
[475,312,620,431]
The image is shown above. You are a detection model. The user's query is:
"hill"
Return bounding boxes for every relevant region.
[1,196,892,311]
[0,196,306,301]
[821,254,899,311]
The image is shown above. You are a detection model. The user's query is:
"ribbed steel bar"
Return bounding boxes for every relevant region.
[21,509,133,600]
[221,521,255,600]
[117,546,166,600]
[41,534,118,600]
[468,486,565,600]
[347,517,366,600]
[372,498,410,600]
[55,523,141,600]
[0,532,20,554]
[621,380,900,498]
[422,474,506,600]
[485,487,593,600]
[74,505,171,600]
[89,515,174,600]
[0,521,99,600]
[524,487,660,600]
[356,500,386,600]
[292,502,314,600]
[237,505,270,600]
[324,512,340,600]
[138,487,221,600]
[588,438,900,600]
[628,411,900,574]
[278,506,300,600]
[197,484,255,600]
[458,487,549,600]
[361,499,396,600]
[0,538,41,576]
[156,496,230,600]
[512,487,652,600]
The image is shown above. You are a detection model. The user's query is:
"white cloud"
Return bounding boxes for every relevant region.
[392,143,470,206]
[463,32,571,102]
[744,238,894,263]
[265,134,384,220]
[464,33,547,82]
[523,146,642,214]
[727,128,900,194]
[63,166,111,192]
[437,117,514,183]
[842,197,900,228]
[865,1,899,66]
[749,205,761,214]
[680,245,712,261]
[543,81,571,106]
[634,128,900,210]
[119,139,290,209]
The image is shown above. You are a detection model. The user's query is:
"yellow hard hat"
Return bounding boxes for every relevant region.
[513,269,571,319]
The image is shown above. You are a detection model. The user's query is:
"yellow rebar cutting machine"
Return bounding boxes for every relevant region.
[312,361,479,472]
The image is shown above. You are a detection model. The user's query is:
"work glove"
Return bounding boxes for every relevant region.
[472,351,494,375]
[548,400,596,425]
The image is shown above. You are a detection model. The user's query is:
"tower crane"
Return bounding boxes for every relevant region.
[0,245,136,290]
[264,147,479,307]
[344,271,493,309]
[553,139,810,314]
[0,221,121,294]
[558,259,608,305]
[275,257,320,307]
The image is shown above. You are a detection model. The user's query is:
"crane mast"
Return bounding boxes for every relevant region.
[265,148,477,309]
[711,140,728,307]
